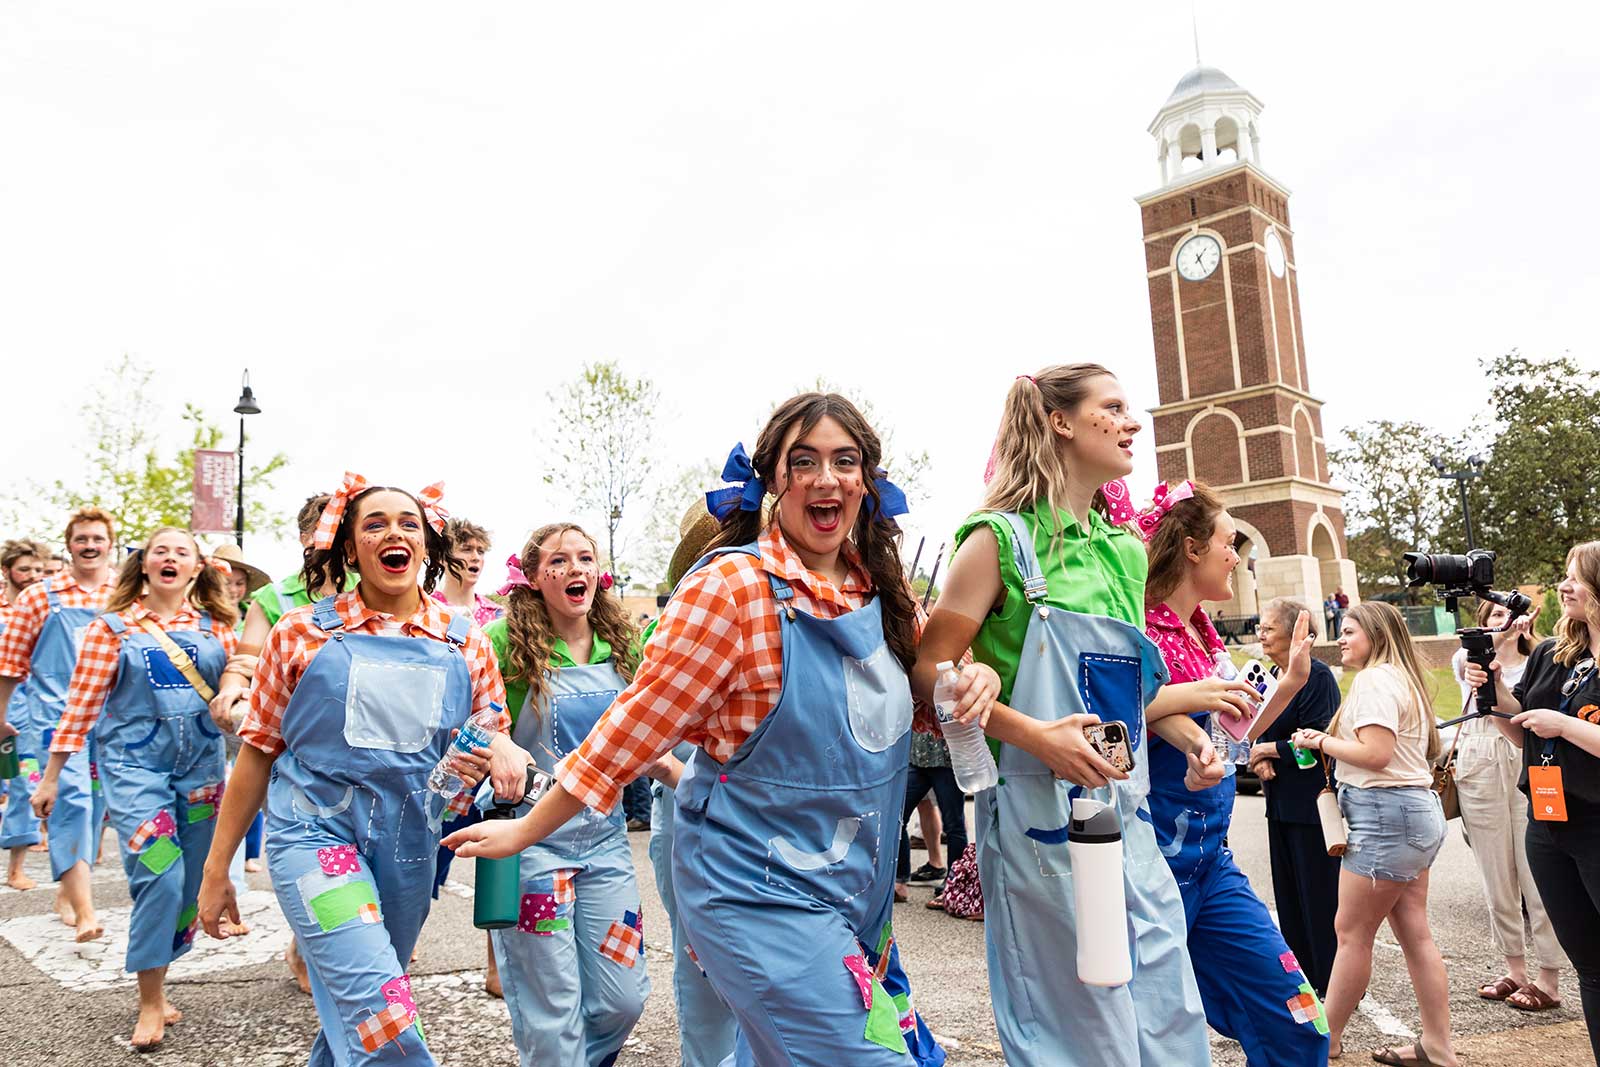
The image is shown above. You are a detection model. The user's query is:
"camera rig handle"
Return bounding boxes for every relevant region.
[1441,588,1532,727]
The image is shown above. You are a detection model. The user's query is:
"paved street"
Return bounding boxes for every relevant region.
[0,796,1590,1065]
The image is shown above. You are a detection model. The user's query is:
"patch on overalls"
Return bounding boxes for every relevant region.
[871,923,894,981]
[843,954,874,1008]
[1078,652,1143,750]
[517,893,564,935]
[598,910,643,967]
[863,976,908,1054]
[89,762,101,793]
[129,810,176,852]
[1280,950,1300,973]
[893,991,914,1034]
[317,844,361,875]
[552,869,575,904]
[139,836,182,875]
[685,942,704,974]
[296,868,381,932]
[187,783,223,823]
[1288,982,1329,1034]
[20,757,39,782]
[173,903,199,950]
[358,974,419,1052]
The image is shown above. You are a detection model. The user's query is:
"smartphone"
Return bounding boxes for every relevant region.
[1216,659,1278,742]
[1084,720,1135,774]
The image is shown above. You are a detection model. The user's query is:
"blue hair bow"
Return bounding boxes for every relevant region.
[705,443,767,521]
[865,468,910,522]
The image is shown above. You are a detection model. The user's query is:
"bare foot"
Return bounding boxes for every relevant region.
[130,1002,166,1051]
[55,893,76,927]
[222,919,251,937]
[75,913,104,943]
[162,1001,183,1025]
[28,841,47,852]
[7,872,36,891]
[244,858,264,873]
[286,941,311,995]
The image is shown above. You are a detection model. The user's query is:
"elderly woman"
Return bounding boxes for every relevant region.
[1249,596,1343,997]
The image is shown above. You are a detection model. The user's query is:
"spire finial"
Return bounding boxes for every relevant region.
[1191,0,1202,65]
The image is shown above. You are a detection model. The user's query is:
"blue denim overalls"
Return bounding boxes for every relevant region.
[649,740,737,1067]
[264,597,472,1067]
[977,512,1208,1067]
[95,610,228,972]
[670,548,944,1067]
[0,599,40,848]
[1148,702,1331,1062]
[30,580,108,879]
[490,660,649,1067]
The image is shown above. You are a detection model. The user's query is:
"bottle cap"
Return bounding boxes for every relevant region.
[936,660,955,672]
[1069,796,1122,842]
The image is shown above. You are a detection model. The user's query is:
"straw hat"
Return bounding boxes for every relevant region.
[666,501,724,592]
[210,543,272,595]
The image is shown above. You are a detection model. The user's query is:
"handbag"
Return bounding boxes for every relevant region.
[1430,693,1468,821]
[1316,752,1347,856]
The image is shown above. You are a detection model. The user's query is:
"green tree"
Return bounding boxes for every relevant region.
[540,361,661,579]
[1331,420,1455,600]
[8,356,289,545]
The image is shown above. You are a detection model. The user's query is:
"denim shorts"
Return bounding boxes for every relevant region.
[1338,784,1446,882]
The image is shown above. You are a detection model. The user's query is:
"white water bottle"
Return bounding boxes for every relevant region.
[428,703,503,800]
[1068,796,1131,987]
[1206,651,1247,770]
[933,661,998,793]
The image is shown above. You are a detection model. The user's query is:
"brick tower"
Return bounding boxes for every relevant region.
[1137,64,1358,634]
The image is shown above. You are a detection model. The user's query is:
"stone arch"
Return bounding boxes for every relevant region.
[1186,406,1247,487]
[1291,404,1317,480]
[1222,516,1268,618]
[1308,512,1340,561]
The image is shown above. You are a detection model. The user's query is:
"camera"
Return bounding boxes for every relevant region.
[1403,548,1532,719]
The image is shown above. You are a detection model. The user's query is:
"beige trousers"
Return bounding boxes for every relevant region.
[1454,729,1567,969]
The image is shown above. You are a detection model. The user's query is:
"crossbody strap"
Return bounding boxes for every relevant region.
[136,619,216,703]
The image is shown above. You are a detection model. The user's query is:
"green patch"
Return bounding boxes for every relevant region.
[874,923,892,958]
[892,991,910,1014]
[176,903,198,932]
[19,758,39,776]
[187,803,215,823]
[535,918,570,933]
[414,1017,426,1045]
[1300,981,1329,1035]
[863,978,908,1054]
[309,880,380,933]
[139,835,181,875]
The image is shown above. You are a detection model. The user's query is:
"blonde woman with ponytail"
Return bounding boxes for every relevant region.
[1292,601,1456,1066]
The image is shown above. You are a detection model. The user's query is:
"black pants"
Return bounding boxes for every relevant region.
[1526,816,1600,1064]
[622,777,652,825]
[1267,817,1341,997]
[897,764,968,880]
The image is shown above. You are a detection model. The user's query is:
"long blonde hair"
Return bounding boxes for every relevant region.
[106,527,239,630]
[1552,541,1600,668]
[501,523,640,723]
[982,363,1120,552]
[1336,601,1440,761]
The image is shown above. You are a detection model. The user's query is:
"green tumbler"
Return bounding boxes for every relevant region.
[0,734,19,780]
[474,803,523,930]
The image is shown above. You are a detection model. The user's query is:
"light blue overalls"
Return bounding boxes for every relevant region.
[977,513,1209,1067]
[94,611,228,972]
[490,660,649,1067]
[264,597,472,1067]
[670,547,946,1067]
[0,602,40,849]
[29,580,109,879]
[649,740,738,1067]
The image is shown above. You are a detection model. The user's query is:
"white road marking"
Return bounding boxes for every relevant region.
[0,889,291,991]
[440,879,474,900]
[1357,994,1417,1039]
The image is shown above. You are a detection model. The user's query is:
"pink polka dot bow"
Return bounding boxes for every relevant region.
[1099,478,1195,543]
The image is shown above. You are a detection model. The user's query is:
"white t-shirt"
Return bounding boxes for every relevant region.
[1334,662,1436,789]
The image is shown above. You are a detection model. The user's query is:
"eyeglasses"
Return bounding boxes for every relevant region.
[1562,659,1597,698]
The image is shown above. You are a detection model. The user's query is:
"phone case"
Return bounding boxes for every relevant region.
[1217,659,1278,742]
[1085,722,1135,773]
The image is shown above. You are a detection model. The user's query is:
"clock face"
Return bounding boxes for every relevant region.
[1176,234,1222,281]
[1264,229,1287,278]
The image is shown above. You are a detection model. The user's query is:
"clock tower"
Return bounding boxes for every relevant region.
[1137,64,1358,634]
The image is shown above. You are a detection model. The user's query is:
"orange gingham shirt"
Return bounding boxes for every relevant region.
[0,573,114,681]
[54,600,240,754]
[557,524,933,814]
[241,587,507,759]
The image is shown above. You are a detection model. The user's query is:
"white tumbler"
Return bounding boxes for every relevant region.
[1068,796,1131,987]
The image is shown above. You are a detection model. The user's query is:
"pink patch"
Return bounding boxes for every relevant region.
[188,783,224,806]
[89,762,99,781]
[380,974,417,1015]
[843,954,874,1010]
[517,893,558,933]
[318,844,361,876]
[1280,950,1301,974]
[150,809,176,838]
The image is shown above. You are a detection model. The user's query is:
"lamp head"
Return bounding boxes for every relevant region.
[233,369,261,416]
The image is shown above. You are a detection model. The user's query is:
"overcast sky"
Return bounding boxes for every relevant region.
[3,3,1596,584]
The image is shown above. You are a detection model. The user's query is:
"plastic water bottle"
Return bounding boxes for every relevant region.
[1068,796,1131,986]
[1206,653,1249,769]
[933,661,998,793]
[428,703,502,800]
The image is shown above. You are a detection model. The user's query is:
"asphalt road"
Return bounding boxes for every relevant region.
[0,796,1589,1065]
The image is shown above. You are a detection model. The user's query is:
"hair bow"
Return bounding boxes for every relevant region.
[206,557,233,575]
[313,472,449,550]
[705,443,766,521]
[863,468,910,522]
[497,553,532,596]
[1101,478,1196,543]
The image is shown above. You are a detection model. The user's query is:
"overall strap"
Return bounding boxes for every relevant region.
[667,545,763,602]
[101,612,128,636]
[198,611,214,635]
[993,511,1050,604]
[136,618,216,702]
[44,579,61,612]
[445,611,471,648]
[310,595,344,633]
[767,573,796,603]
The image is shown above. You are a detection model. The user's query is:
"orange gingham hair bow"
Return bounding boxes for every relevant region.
[312,472,449,550]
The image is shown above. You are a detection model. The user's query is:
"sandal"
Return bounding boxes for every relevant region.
[1506,983,1562,1012]
[1371,1042,1441,1067]
[1478,975,1518,1000]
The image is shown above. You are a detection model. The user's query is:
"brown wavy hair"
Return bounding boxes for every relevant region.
[703,392,918,674]
[106,527,239,629]
[1143,481,1227,607]
[1334,601,1441,762]
[301,487,456,596]
[501,523,640,723]
[1474,596,1533,658]
[1552,541,1600,668]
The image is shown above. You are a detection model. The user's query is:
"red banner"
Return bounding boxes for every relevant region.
[192,449,237,535]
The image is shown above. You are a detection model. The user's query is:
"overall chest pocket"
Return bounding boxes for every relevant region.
[844,645,913,754]
[344,655,447,753]
[550,689,618,758]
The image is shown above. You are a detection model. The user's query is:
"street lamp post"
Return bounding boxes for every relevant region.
[233,370,261,548]
[1430,453,1485,550]
[608,504,622,574]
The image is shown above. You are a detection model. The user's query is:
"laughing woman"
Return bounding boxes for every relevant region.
[33,528,238,1050]
[197,477,522,1067]
[449,393,970,1067]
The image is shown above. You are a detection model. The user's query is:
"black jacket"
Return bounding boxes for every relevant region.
[1260,659,1342,825]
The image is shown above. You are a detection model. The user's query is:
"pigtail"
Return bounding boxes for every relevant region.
[191,561,240,629]
[103,550,149,616]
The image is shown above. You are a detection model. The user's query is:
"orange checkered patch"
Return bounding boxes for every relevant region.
[552,869,575,905]
[358,902,381,924]
[598,912,643,968]
[357,1003,414,1052]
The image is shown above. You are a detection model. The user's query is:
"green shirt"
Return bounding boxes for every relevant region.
[248,571,359,627]
[953,503,1147,705]
[483,618,613,725]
